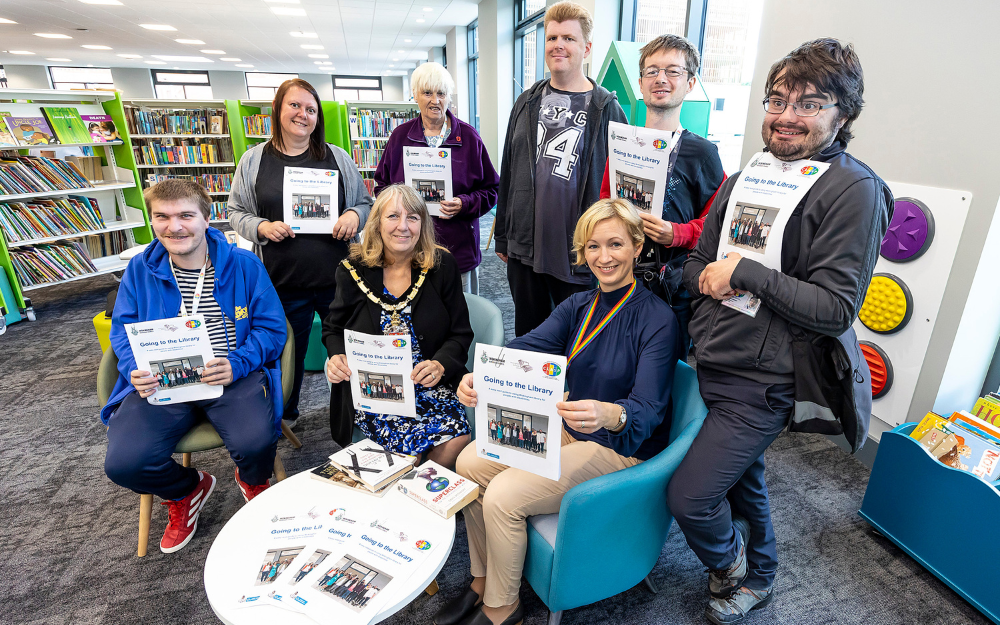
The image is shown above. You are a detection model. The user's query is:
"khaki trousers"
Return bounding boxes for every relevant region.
[455,426,641,607]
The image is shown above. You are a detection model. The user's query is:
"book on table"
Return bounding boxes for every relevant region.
[327,438,415,492]
[309,461,402,497]
[395,460,479,519]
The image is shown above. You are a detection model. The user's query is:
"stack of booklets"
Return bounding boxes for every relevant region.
[911,406,1000,483]
[395,460,479,519]
[242,114,272,136]
[124,106,228,135]
[0,156,93,195]
[10,241,97,286]
[311,439,415,497]
[351,109,417,138]
[0,195,107,242]
[133,138,233,166]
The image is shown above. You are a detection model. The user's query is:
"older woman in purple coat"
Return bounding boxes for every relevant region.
[373,62,499,294]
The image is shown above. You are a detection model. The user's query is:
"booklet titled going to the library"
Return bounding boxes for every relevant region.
[125,314,222,405]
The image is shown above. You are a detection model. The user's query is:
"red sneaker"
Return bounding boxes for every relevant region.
[160,470,216,554]
[235,468,271,503]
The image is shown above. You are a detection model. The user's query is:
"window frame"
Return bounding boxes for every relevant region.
[48,66,115,91]
[618,0,709,51]
[331,75,383,102]
[245,72,299,100]
[513,1,546,96]
[150,69,213,100]
[468,19,480,131]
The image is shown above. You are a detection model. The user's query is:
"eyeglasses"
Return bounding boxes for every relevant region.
[762,98,838,117]
[642,66,690,80]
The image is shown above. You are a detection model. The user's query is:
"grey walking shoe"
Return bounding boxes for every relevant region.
[705,586,774,624]
[708,516,750,598]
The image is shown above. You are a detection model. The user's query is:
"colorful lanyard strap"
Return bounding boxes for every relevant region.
[567,280,636,365]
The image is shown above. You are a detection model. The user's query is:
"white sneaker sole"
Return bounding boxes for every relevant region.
[161,473,216,554]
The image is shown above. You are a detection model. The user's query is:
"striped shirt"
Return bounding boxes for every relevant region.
[174,264,236,358]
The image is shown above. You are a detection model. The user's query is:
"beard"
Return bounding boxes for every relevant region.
[763,119,839,161]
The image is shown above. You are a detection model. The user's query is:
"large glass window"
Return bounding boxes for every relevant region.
[333,76,383,101]
[246,72,299,100]
[152,69,213,99]
[49,66,114,91]
[468,20,480,131]
[634,0,687,44]
[514,0,546,96]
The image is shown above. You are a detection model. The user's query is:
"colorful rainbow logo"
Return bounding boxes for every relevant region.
[438,150,448,158]
[415,540,431,550]
[541,362,561,377]
[392,338,407,347]
[185,320,201,329]
[652,139,668,149]
[324,170,336,176]
[800,165,819,175]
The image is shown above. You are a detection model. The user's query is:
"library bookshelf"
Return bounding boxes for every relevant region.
[0,89,150,321]
[345,100,419,194]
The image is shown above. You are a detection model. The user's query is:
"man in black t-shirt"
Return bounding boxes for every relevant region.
[494,1,627,337]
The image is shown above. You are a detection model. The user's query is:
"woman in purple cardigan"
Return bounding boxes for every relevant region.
[374,62,500,294]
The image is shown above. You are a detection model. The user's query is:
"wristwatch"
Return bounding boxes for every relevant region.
[612,405,627,433]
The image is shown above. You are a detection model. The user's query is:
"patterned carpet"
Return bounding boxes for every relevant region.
[0,215,988,625]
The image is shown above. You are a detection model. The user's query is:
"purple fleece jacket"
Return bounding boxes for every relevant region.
[373,109,500,273]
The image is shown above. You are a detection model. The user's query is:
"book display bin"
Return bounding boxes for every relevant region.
[859,423,1000,624]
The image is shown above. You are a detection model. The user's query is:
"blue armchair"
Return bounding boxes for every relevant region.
[522,360,708,625]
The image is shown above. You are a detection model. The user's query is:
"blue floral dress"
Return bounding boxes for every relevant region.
[354,289,469,455]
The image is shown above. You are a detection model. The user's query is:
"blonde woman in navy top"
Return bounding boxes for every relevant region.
[434,198,680,625]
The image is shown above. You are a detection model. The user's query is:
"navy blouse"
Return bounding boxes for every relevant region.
[507,281,680,460]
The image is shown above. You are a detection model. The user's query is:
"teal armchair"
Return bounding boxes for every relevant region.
[523,360,708,624]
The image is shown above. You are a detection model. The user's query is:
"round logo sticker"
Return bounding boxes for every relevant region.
[415,540,431,550]
[652,138,668,149]
[438,150,448,158]
[324,170,336,176]
[392,338,407,347]
[541,362,561,377]
[426,477,449,492]
[185,320,201,329]
[800,165,819,175]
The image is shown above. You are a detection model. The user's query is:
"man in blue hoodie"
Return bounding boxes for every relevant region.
[102,179,287,554]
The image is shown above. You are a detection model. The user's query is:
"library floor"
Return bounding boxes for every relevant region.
[0,217,988,625]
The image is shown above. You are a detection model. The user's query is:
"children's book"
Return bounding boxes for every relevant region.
[80,114,120,142]
[0,113,19,148]
[4,115,59,146]
[41,107,92,144]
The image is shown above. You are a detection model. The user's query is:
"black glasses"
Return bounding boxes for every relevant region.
[762,98,838,117]
[642,66,690,80]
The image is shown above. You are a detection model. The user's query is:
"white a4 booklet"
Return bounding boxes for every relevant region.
[474,344,566,481]
[344,329,417,419]
[607,120,680,214]
[125,314,222,404]
[402,146,452,217]
[283,166,340,234]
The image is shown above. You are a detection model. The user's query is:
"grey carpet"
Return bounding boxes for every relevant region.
[0,214,988,625]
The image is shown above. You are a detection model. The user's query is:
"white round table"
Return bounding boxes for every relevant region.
[205,469,456,624]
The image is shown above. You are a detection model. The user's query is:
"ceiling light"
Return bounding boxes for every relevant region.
[200,50,225,54]
[404,39,412,43]
[78,0,123,4]
[35,33,73,39]
[300,44,324,50]
[152,55,214,62]
[236,64,254,68]
[117,53,142,58]
[265,0,300,3]
[8,50,34,55]
[416,18,425,23]
[82,44,112,50]
[270,7,306,15]
[389,65,394,68]
[308,53,328,59]
[220,57,241,61]
[392,58,399,61]
[145,60,166,64]
[175,39,205,45]
[290,31,317,38]
[140,24,176,31]
[88,64,95,67]
[423,6,433,10]
[314,61,332,65]
[47,57,72,61]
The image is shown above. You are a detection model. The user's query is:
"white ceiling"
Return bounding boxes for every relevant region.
[0,0,480,76]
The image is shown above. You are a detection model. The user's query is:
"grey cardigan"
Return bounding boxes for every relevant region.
[228,141,373,255]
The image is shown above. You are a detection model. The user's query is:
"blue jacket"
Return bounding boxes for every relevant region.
[100,227,287,426]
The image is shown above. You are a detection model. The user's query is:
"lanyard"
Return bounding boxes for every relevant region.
[568,280,637,365]
[170,254,209,316]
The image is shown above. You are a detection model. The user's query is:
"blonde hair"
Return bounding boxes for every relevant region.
[410,62,456,100]
[572,198,645,266]
[544,1,594,44]
[350,184,444,271]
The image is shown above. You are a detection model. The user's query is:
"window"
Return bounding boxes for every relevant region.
[152,69,213,99]
[468,20,480,131]
[245,72,299,100]
[514,0,546,96]
[632,0,687,44]
[49,66,114,91]
[332,75,383,101]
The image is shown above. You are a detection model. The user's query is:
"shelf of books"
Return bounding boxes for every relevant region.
[346,101,419,195]
[0,89,150,319]
[122,99,236,225]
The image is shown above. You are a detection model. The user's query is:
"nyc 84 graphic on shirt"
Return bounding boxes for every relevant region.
[125,314,222,404]
[283,166,339,233]
[474,344,566,481]
[403,146,452,217]
[607,121,681,214]
[717,152,829,317]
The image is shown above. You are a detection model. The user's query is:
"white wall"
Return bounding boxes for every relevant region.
[382,76,404,102]
[744,0,1000,439]
[446,25,470,121]
[565,0,620,80]
[477,0,515,163]
[110,67,153,98]
[3,65,50,89]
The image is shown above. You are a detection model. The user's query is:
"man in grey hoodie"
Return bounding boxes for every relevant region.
[669,39,892,624]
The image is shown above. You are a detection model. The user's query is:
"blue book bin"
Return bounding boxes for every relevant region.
[859,423,1000,624]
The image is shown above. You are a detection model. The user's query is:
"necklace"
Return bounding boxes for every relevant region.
[342,259,428,333]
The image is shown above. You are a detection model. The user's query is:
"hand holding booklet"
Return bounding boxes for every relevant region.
[125,314,222,404]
